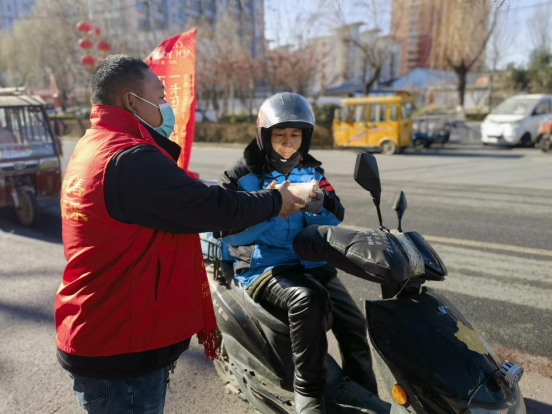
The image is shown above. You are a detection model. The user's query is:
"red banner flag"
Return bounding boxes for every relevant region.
[146,29,197,177]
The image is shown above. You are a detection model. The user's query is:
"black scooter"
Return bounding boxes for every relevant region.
[203,153,526,414]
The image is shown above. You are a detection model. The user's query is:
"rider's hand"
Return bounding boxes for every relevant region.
[271,181,304,220]
[301,179,323,214]
[301,191,324,213]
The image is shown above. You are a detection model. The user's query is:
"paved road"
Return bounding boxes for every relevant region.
[0,142,551,413]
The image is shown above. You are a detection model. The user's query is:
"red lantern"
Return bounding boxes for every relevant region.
[79,39,94,50]
[97,41,110,52]
[81,55,95,68]
[76,21,92,33]
[90,27,101,38]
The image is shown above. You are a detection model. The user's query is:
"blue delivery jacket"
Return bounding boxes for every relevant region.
[216,140,344,289]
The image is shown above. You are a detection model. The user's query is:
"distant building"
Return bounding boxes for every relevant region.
[391,0,487,76]
[307,23,400,96]
[95,0,264,58]
[0,0,36,31]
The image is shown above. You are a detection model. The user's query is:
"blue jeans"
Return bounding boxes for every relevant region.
[66,367,169,413]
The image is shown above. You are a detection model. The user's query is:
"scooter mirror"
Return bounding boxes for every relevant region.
[392,191,407,219]
[354,152,381,201]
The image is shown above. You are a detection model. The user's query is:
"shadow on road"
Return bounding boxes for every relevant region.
[0,301,54,323]
[525,398,552,414]
[339,145,526,159]
[399,151,525,159]
[0,200,62,244]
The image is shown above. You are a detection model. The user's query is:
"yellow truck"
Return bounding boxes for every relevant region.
[332,93,414,155]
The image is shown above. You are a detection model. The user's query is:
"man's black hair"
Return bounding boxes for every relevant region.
[91,54,150,105]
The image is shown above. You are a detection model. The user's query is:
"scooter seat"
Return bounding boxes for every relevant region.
[221,263,290,335]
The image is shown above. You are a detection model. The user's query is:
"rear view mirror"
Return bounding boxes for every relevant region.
[354,152,381,201]
[355,152,386,230]
[392,190,407,232]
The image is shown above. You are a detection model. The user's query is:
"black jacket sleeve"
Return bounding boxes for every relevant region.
[103,145,282,234]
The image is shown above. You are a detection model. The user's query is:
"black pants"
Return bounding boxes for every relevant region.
[260,267,378,397]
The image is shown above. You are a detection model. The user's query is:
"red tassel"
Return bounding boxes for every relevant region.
[197,329,218,361]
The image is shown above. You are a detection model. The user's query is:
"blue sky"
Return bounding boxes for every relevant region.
[264,0,552,69]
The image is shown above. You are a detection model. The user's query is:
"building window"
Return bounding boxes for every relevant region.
[138,18,149,30]
[408,50,417,56]
[408,28,417,34]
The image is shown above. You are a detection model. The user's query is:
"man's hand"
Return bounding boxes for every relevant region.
[271,181,305,219]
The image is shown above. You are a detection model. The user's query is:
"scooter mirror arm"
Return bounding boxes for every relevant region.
[373,197,389,232]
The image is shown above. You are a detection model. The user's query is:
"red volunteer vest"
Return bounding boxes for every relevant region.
[54,105,216,358]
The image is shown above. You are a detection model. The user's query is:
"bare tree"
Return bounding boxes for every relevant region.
[429,0,509,108]
[487,15,514,109]
[527,3,552,52]
[263,1,338,98]
[320,0,402,94]
[0,0,92,108]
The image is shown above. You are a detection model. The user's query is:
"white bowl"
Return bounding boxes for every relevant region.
[288,182,319,204]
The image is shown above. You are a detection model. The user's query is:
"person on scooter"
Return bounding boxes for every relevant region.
[217,93,378,414]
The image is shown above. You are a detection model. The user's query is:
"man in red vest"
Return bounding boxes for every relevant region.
[55,54,303,413]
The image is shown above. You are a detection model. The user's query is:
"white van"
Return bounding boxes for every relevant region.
[481,94,552,146]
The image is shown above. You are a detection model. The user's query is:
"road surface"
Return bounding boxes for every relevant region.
[0,141,551,413]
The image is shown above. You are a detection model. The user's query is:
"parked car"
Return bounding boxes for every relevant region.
[481,94,552,147]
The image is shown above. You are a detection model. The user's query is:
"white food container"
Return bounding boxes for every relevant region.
[288,182,319,204]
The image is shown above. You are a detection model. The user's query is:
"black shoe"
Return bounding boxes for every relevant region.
[294,392,326,414]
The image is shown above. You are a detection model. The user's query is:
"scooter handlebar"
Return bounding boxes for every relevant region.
[293,225,410,285]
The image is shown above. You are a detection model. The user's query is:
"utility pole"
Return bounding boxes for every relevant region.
[88,0,94,20]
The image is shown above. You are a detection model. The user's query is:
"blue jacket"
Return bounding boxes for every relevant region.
[217,140,344,289]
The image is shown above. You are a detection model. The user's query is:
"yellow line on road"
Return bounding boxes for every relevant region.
[341,225,552,258]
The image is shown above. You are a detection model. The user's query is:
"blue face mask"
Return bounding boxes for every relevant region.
[131,92,175,138]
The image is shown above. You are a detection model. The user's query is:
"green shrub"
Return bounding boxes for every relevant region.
[465,113,488,121]
[218,114,256,124]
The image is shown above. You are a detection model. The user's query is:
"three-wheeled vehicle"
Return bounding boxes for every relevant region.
[332,92,414,155]
[411,115,452,150]
[0,91,62,226]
